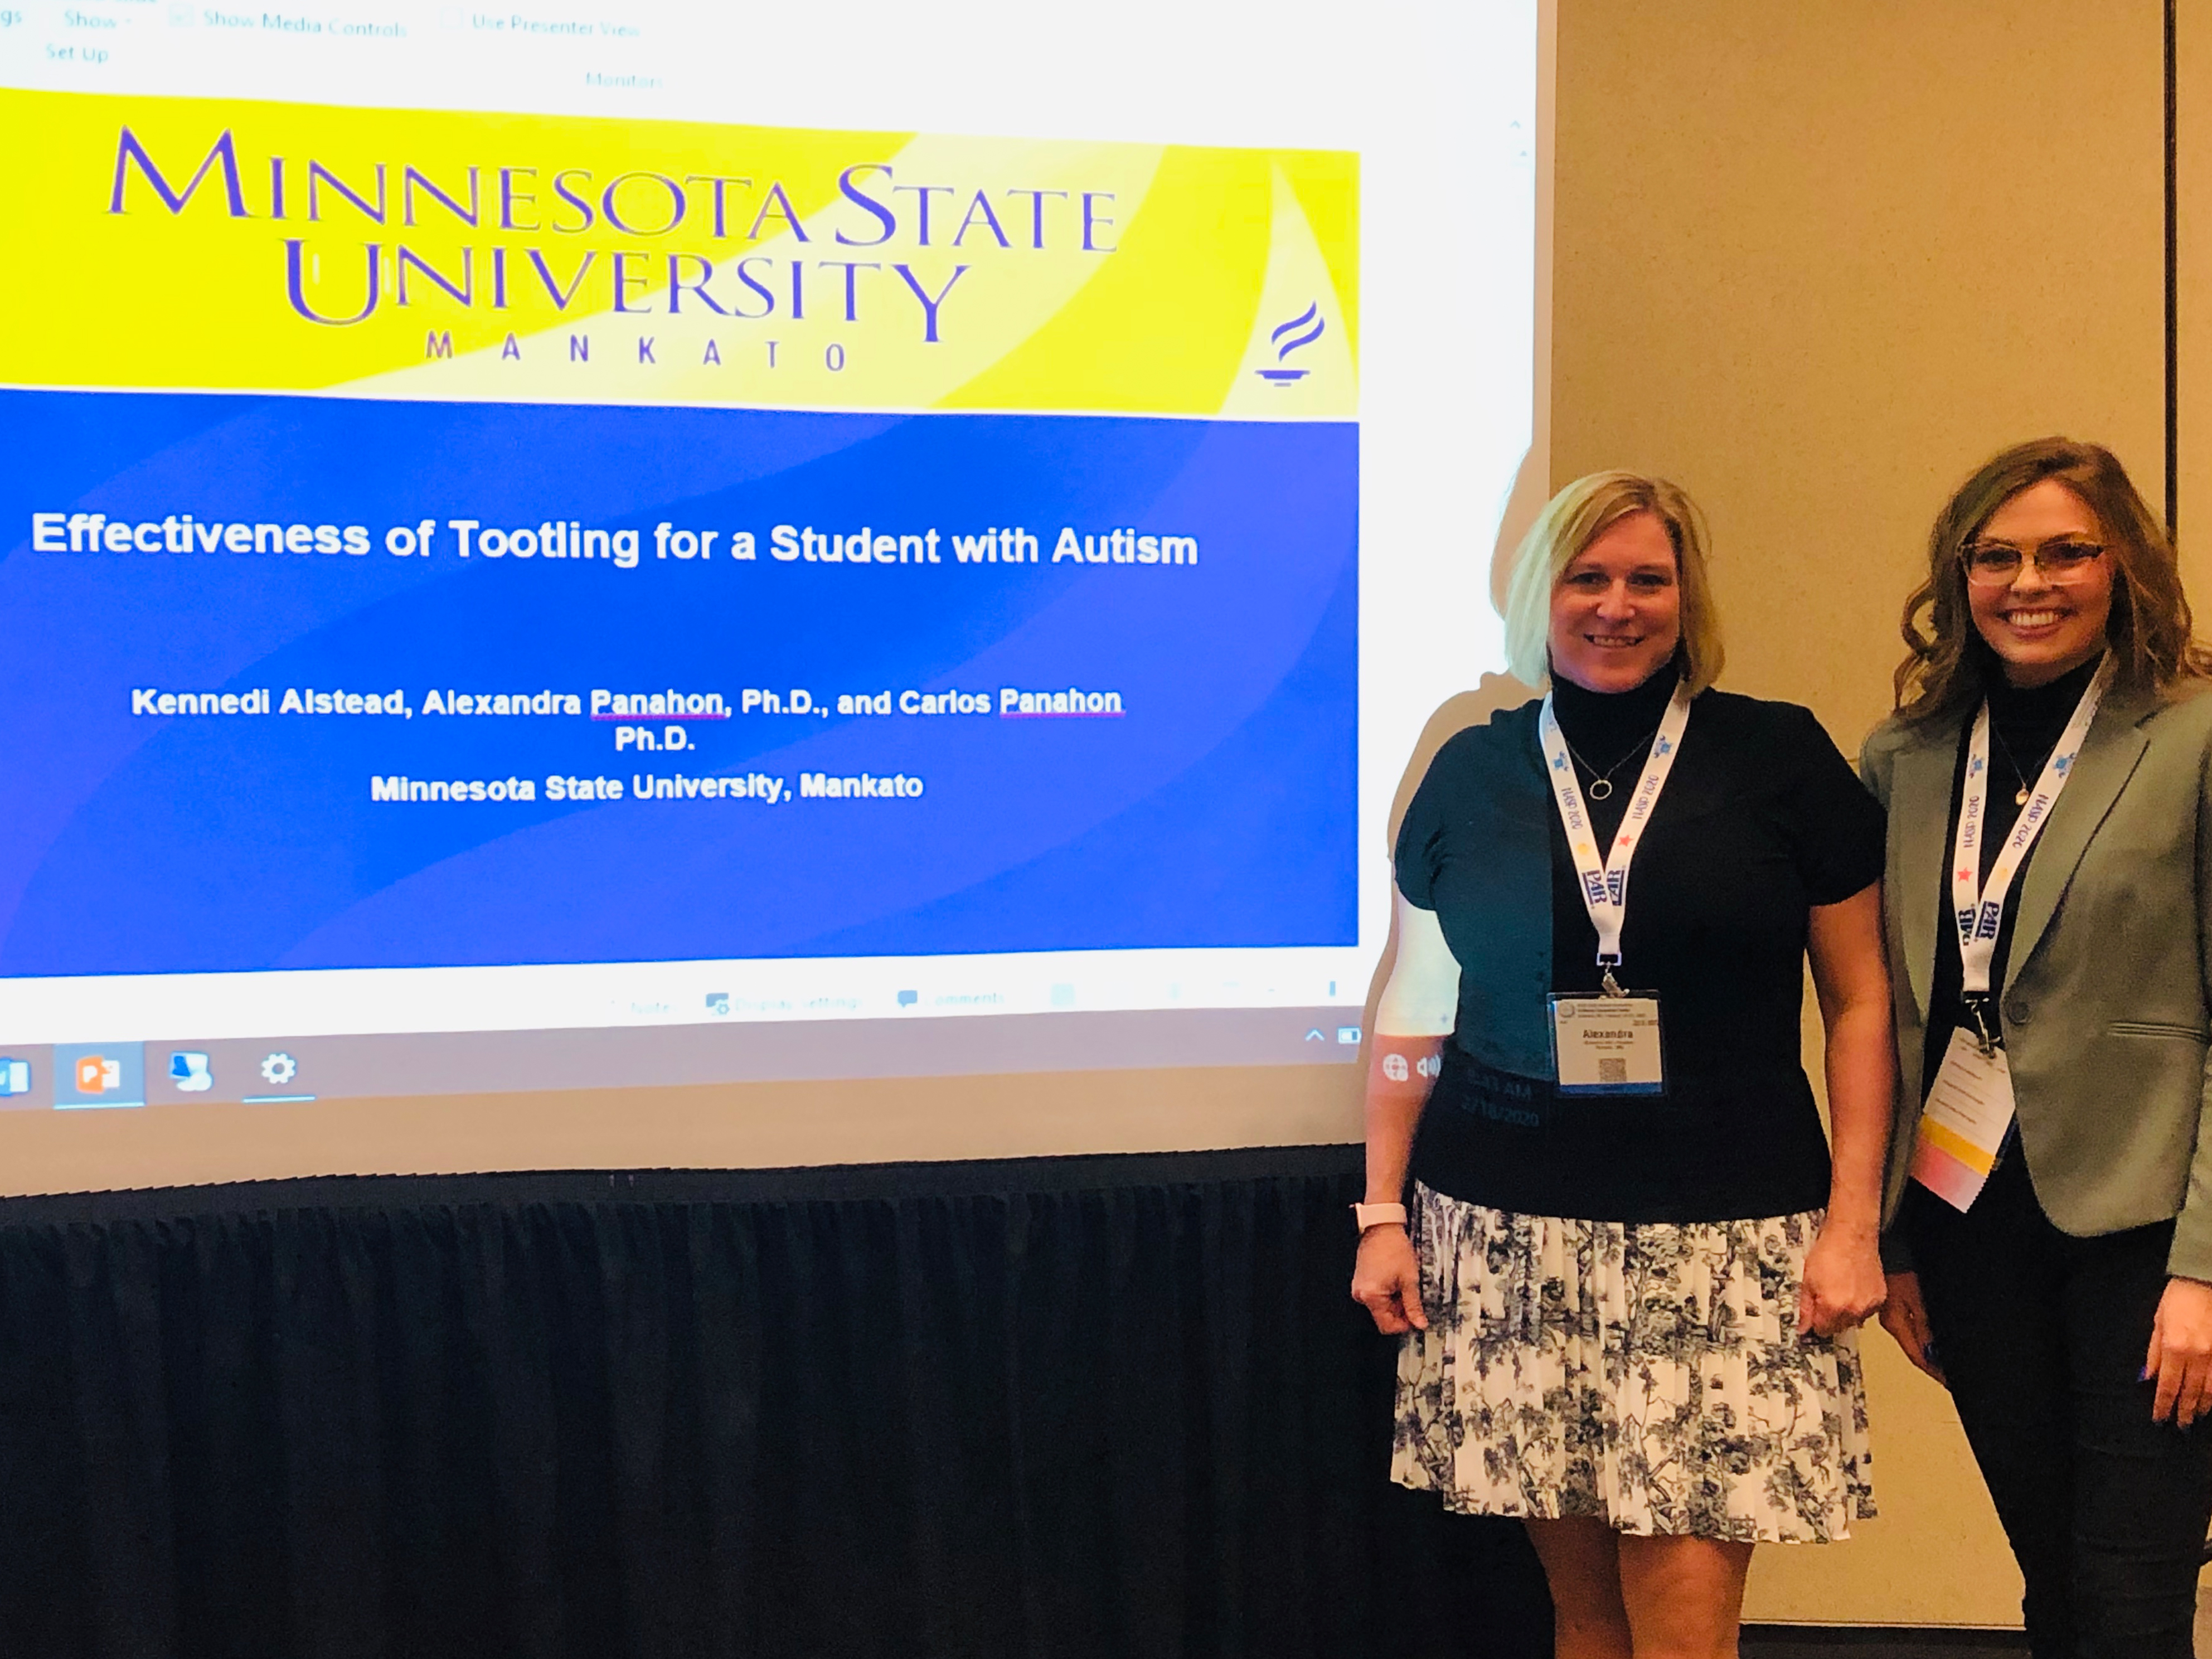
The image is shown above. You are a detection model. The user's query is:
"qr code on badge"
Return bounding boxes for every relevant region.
[1598,1058,1627,1085]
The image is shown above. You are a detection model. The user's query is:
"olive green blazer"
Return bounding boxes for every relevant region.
[1861,685,2212,1282]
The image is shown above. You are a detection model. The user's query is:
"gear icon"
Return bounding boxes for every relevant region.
[259,1052,298,1085]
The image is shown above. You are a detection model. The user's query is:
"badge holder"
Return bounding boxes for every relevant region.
[1548,971,1666,1097]
[1911,997,2016,1210]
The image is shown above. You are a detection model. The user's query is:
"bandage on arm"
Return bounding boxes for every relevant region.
[1364,893,1459,1202]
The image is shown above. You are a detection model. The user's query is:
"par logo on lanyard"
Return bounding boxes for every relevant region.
[1913,656,2112,1211]
[1537,685,1694,978]
[1949,659,2109,1006]
[1537,684,1693,1095]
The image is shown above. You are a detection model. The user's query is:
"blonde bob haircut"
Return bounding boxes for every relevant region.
[1501,471,1725,694]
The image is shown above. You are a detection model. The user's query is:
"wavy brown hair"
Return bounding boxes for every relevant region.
[1894,438,2212,721]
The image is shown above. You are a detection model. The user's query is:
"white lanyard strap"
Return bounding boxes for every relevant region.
[1952,657,2112,1002]
[1538,682,1695,985]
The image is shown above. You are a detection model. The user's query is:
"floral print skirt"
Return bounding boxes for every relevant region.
[1391,1183,1876,1542]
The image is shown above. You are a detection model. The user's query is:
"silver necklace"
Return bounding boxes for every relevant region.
[1562,725,1660,801]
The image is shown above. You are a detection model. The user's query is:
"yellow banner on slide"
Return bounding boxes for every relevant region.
[0,90,1357,419]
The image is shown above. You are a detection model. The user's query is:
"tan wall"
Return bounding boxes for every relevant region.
[1549,0,2168,1628]
[2182,2,2212,574]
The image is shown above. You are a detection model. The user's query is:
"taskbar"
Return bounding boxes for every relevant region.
[0,1006,1366,1110]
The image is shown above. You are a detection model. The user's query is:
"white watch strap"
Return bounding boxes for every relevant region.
[1352,1201,1408,1233]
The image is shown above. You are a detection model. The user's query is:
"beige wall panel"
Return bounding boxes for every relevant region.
[1551,0,2165,1629]
[2181,0,2212,575]
[1552,1,2165,741]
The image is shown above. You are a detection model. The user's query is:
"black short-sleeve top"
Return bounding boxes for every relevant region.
[1393,672,1885,1223]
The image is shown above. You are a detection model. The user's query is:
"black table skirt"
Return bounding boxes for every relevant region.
[0,1146,1549,1659]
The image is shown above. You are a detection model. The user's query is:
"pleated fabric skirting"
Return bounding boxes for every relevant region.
[1391,1183,1876,1542]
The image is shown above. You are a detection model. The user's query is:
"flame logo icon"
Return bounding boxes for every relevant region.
[1256,302,1325,383]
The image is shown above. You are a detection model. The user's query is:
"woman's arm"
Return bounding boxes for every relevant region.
[1859,725,1950,1378]
[1801,881,1895,1338]
[2143,727,2212,1426]
[1350,889,1460,1335]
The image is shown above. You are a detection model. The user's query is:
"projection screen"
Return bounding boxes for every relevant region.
[0,0,1542,1190]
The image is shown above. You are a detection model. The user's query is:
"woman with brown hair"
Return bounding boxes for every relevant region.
[1864,437,2212,1657]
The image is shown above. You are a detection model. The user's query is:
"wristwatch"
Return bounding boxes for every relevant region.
[1352,1201,1408,1234]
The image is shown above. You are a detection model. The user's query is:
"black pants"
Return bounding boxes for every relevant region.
[1907,1149,2212,1658]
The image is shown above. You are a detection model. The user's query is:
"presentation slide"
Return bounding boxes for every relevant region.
[0,1,1536,1122]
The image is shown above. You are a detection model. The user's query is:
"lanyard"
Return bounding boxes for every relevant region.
[1537,681,1695,993]
[1951,657,2112,1016]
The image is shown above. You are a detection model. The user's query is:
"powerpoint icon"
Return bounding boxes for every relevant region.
[75,1055,122,1095]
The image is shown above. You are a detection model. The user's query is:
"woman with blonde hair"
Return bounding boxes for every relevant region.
[1354,472,1894,1656]
[1866,438,2212,1657]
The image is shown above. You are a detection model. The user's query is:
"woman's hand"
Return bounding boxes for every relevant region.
[1351,1224,1428,1335]
[1878,1270,1946,1385]
[2146,1277,2212,1426]
[1797,1223,1886,1340]
[1803,885,1896,1341]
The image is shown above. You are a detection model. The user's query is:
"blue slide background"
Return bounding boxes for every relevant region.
[0,390,1357,977]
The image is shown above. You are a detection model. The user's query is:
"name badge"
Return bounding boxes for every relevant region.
[1548,995,1665,1095]
[1909,1028,2017,1211]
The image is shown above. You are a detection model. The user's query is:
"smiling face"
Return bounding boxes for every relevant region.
[1967,478,2116,687]
[1548,510,1684,693]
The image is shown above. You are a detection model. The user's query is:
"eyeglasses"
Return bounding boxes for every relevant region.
[1960,539,2107,586]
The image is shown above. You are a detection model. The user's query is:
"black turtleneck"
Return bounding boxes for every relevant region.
[1549,663,1681,848]
[1394,666,1888,1223]
[1920,653,2106,1099]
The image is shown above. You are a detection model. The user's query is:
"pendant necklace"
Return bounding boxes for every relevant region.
[1987,723,2039,808]
[1563,725,1660,801]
